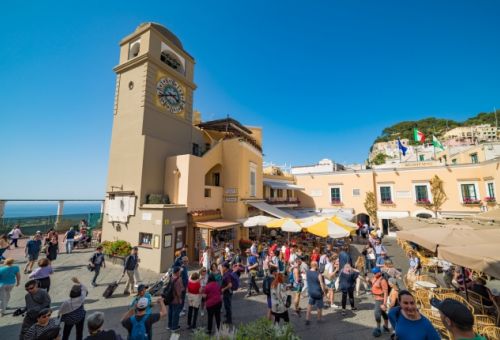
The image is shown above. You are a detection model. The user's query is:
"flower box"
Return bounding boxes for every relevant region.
[462,198,482,205]
[416,199,431,205]
[485,197,496,204]
[330,200,343,206]
[380,200,395,205]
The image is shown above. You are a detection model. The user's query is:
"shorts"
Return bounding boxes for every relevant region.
[326,282,335,289]
[28,253,39,262]
[308,296,324,308]
[267,295,272,309]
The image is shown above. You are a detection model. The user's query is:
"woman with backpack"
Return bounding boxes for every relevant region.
[270,273,290,324]
[58,277,88,340]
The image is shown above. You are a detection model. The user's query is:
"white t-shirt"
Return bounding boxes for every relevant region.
[10,228,22,239]
[289,253,297,265]
[324,262,334,285]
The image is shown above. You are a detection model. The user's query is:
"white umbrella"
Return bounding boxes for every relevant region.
[280,219,303,233]
[243,215,276,227]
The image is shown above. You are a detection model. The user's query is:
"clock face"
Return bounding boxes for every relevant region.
[156,77,185,114]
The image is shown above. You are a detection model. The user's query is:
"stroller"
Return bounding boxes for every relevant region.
[74,233,92,249]
[148,269,172,296]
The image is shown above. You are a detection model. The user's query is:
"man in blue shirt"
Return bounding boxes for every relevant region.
[245,249,260,297]
[24,234,42,274]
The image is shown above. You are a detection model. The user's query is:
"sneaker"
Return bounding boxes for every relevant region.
[331,304,340,309]
[170,327,181,332]
[351,307,358,311]
[305,320,311,326]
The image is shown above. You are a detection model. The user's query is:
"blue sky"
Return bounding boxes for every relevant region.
[1,1,499,199]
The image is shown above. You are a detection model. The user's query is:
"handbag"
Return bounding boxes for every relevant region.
[87,264,94,272]
[285,294,292,308]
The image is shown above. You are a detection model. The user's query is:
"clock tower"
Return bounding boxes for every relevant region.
[106,22,197,204]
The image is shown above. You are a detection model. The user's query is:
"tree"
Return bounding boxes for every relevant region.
[428,175,447,218]
[372,153,387,165]
[364,191,377,226]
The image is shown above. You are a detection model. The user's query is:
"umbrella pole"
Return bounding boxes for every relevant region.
[462,267,469,301]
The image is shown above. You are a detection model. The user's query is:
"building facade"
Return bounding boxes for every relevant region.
[103,23,264,272]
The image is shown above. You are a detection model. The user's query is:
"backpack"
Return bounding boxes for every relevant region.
[230,271,240,291]
[129,313,150,340]
[162,276,177,305]
[278,259,285,273]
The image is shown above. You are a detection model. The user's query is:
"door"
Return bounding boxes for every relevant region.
[174,227,186,252]
[382,219,390,235]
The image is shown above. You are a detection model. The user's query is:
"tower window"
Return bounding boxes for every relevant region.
[128,40,140,60]
[161,51,184,73]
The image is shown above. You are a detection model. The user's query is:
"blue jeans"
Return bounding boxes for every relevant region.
[168,303,183,329]
[66,239,74,254]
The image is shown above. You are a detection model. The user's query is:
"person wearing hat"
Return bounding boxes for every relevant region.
[130,284,152,314]
[387,290,440,340]
[167,266,185,332]
[58,277,88,340]
[85,311,121,340]
[24,308,61,340]
[121,296,166,340]
[431,298,486,340]
[88,245,106,287]
[370,267,390,337]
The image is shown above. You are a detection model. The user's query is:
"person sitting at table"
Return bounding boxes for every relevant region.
[470,277,493,307]
[452,266,472,291]
[406,251,420,282]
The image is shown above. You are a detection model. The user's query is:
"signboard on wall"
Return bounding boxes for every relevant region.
[224,196,238,203]
[225,188,238,195]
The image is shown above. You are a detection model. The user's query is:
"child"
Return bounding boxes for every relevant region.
[187,272,202,329]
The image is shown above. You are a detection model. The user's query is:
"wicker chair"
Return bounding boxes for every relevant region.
[420,308,450,338]
[474,315,496,335]
[403,275,415,293]
[438,292,475,314]
[481,326,500,340]
[433,287,456,297]
[416,274,438,285]
[468,291,496,315]
[414,289,431,309]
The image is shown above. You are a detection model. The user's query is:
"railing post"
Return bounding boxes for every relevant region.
[55,200,65,230]
[0,200,5,219]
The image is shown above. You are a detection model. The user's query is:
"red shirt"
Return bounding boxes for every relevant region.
[188,279,201,294]
[270,244,278,255]
[285,247,291,262]
[204,282,222,308]
[311,253,320,262]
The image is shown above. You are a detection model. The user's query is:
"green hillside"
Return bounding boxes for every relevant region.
[373,110,498,145]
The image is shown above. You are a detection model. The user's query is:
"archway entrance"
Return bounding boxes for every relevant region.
[355,213,370,225]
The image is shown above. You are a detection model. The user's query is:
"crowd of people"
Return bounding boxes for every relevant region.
[0,222,495,339]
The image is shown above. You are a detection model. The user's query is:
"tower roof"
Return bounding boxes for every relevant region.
[136,22,184,50]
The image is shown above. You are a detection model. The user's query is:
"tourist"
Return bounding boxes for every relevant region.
[354,255,369,296]
[263,267,277,320]
[271,272,289,324]
[45,236,59,263]
[210,263,222,286]
[374,238,387,259]
[129,284,152,314]
[121,297,166,340]
[9,224,23,248]
[0,234,10,262]
[199,267,208,317]
[375,250,388,268]
[89,245,106,287]
[0,258,20,316]
[364,243,376,271]
[180,256,189,315]
[305,261,326,325]
[167,266,184,332]
[432,297,486,340]
[250,241,257,255]
[371,267,390,337]
[44,228,57,245]
[470,277,493,306]
[84,311,121,340]
[388,291,440,339]
[203,274,222,335]
[201,247,212,272]
[452,266,473,291]
[24,308,61,340]
[263,252,271,277]
[361,222,369,239]
[406,251,420,281]
[187,272,202,330]
[231,248,242,267]
[245,249,260,297]
[59,277,88,340]
[28,258,54,292]
[220,262,233,324]
[123,247,139,295]
[310,247,320,262]
[324,254,339,309]
[63,227,76,254]
[20,279,51,340]
[24,233,42,274]
[338,263,359,316]
[382,259,402,280]
[387,278,400,309]
[338,246,352,270]
[173,250,183,268]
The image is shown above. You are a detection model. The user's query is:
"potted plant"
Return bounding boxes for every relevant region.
[485,196,496,204]
[463,198,481,205]
[416,198,431,205]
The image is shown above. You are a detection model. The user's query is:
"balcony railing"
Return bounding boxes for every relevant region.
[265,198,300,205]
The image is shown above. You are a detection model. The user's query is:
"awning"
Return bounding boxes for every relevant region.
[246,201,295,219]
[263,180,304,190]
[195,219,240,230]
[438,244,500,279]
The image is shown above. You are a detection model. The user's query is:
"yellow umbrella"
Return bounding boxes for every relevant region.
[330,216,357,234]
[302,218,350,239]
[266,218,303,233]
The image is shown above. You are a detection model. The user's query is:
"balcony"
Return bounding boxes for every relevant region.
[462,198,481,206]
[330,199,344,206]
[415,198,431,206]
[265,198,300,207]
[380,199,395,206]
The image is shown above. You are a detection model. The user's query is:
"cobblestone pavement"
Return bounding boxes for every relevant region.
[0,237,408,339]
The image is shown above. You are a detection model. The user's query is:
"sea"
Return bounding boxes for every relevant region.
[3,201,101,218]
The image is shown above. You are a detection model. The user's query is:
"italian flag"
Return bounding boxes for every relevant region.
[413,128,426,143]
